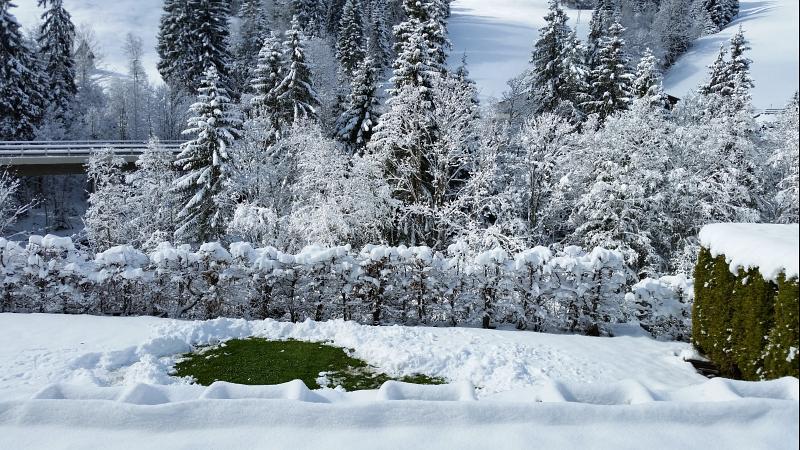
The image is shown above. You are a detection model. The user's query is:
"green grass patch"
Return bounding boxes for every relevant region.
[172,338,446,391]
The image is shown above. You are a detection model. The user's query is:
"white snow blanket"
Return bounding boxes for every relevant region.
[699,223,799,281]
[664,0,800,110]
[0,314,797,449]
[449,0,589,99]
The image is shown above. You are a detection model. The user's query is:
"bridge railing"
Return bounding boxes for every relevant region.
[0,141,184,158]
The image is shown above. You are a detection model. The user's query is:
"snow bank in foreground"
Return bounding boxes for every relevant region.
[0,314,704,402]
[0,314,796,449]
[0,399,794,450]
[699,223,799,280]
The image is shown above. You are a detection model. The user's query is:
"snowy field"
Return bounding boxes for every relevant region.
[450,0,799,107]
[449,0,590,99]
[663,0,799,110]
[0,314,797,449]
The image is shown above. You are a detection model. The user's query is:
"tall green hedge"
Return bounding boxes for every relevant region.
[693,247,799,380]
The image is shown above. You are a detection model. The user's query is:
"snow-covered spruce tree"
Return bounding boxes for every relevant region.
[250,32,285,132]
[529,0,587,117]
[0,0,45,140]
[583,21,634,121]
[157,0,232,94]
[704,0,739,29]
[699,44,729,96]
[367,0,393,69]
[724,26,754,112]
[325,0,348,36]
[769,94,800,224]
[390,21,438,94]
[653,0,703,67]
[292,0,325,36]
[157,0,190,90]
[274,16,320,124]
[393,0,449,73]
[232,0,270,94]
[36,0,76,123]
[585,0,614,72]
[335,0,366,78]
[173,66,242,244]
[632,48,669,109]
[335,56,381,152]
[188,0,233,93]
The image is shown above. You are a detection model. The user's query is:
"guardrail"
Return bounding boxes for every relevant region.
[0,140,184,158]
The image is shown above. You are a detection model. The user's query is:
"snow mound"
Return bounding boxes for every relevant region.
[0,314,797,449]
[23,376,799,404]
[699,223,799,280]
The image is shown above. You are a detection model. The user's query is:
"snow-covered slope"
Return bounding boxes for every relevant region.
[664,0,800,110]
[0,314,797,449]
[449,0,590,99]
[14,0,164,82]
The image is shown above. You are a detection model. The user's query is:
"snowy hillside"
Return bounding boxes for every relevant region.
[14,0,165,82]
[0,314,797,449]
[663,0,799,110]
[449,0,590,99]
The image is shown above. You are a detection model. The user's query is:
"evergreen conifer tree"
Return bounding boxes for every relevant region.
[529,0,587,116]
[157,0,232,94]
[335,56,381,151]
[632,48,669,109]
[157,0,190,89]
[173,66,242,243]
[0,0,45,139]
[250,32,285,129]
[336,0,366,78]
[583,21,634,120]
[275,16,320,124]
[233,0,270,93]
[699,44,728,96]
[586,0,614,71]
[37,0,76,121]
[367,0,392,68]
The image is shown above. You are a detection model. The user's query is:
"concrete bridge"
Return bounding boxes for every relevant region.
[0,140,183,176]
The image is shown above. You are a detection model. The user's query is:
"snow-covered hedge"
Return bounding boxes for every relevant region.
[1,236,687,337]
[694,224,799,380]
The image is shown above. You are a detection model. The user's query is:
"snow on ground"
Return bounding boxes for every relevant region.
[0,313,798,449]
[14,0,165,82]
[664,0,800,110]
[699,223,799,280]
[449,0,590,99]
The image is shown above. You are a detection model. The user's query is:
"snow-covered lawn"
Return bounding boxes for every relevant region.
[0,313,797,449]
[664,0,799,109]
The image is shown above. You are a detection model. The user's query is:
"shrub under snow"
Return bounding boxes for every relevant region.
[0,236,693,338]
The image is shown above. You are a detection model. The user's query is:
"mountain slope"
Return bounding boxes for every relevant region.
[663,0,799,109]
[449,0,589,99]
